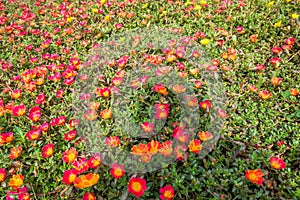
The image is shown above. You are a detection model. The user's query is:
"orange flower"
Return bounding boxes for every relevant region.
[128,177,148,198]
[185,96,198,107]
[0,132,14,145]
[84,110,98,121]
[12,104,27,117]
[198,131,213,141]
[42,144,54,158]
[159,140,173,157]
[153,83,168,96]
[140,153,152,163]
[9,146,22,159]
[270,77,282,86]
[105,136,120,147]
[0,168,6,183]
[62,169,78,185]
[100,109,112,119]
[250,34,258,42]
[248,84,258,92]
[62,148,78,163]
[159,185,175,200]
[290,88,299,96]
[188,139,202,154]
[147,140,160,155]
[270,157,286,170]
[131,143,148,156]
[258,90,272,100]
[74,173,99,189]
[245,169,264,185]
[110,163,125,179]
[9,174,24,189]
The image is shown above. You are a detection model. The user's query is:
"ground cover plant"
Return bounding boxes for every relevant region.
[0,0,299,199]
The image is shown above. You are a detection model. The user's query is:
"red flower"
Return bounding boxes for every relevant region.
[245,169,264,185]
[269,57,282,65]
[188,139,202,154]
[255,64,265,70]
[82,192,97,200]
[0,168,6,182]
[56,90,64,98]
[285,37,295,45]
[270,157,286,170]
[11,89,22,99]
[172,126,190,143]
[69,119,80,127]
[105,136,120,147]
[140,122,155,133]
[194,80,203,89]
[160,185,175,200]
[64,130,77,141]
[42,144,54,158]
[35,93,46,104]
[39,123,49,132]
[154,103,170,120]
[153,83,168,96]
[271,47,282,55]
[26,129,41,140]
[62,148,78,163]
[29,106,42,122]
[95,87,111,97]
[0,132,14,145]
[51,116,66,126]
[62,169,78,185]
[128,177,148,198]
[12,104,27,116]
[110,163,125,179]
[88,153,101,168]
[199,100,212,111]
[73,158,89,174]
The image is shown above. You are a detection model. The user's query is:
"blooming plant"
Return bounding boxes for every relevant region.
[0,0,299,199]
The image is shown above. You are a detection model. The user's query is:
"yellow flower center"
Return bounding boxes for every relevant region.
[132,182,142,192]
